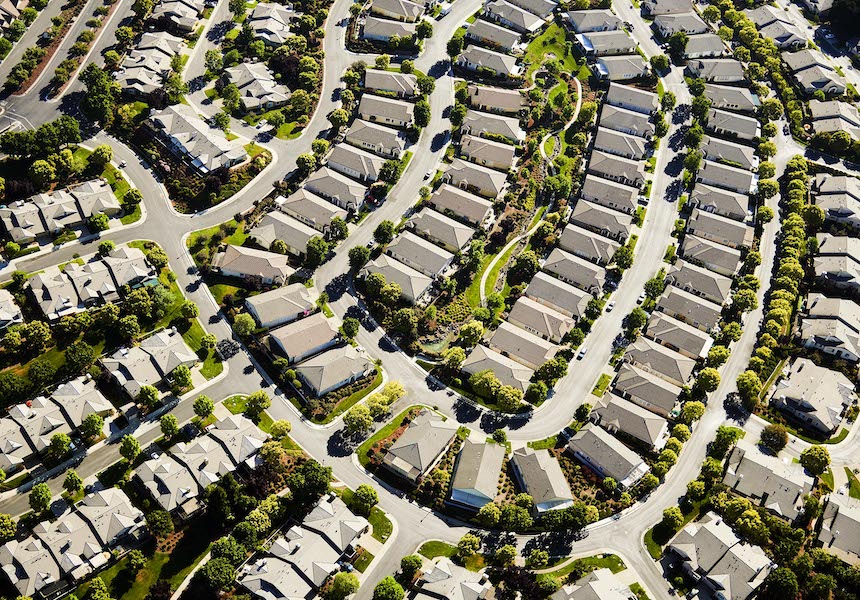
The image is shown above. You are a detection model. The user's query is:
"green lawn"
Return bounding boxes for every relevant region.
[244,142,267,159]
[536,554,625,584]
[630,582,650,600]
[591,374,612,397]
[419,540,457,560]
[354,549,374,572]
[524,23,580,80]
[338,487,393,542]
[465,253,495,307]
[528,434,559,450]
[645,498,705,559]
[357,406,423,468]
[242,109,303,140]
[186,220,248,254]
[844,467,860,499]
[209,282,243,305]
[821,468,835,491]
[224,394,275,432]
[315,367,383,424]
[483,243,516,297]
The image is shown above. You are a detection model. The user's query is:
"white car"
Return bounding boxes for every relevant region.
[637,292,646,304]
[606,300,616,312]
[256,119,268,129]
[577,347,588,359]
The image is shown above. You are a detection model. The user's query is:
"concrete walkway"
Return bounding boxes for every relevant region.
[478,218,546,305]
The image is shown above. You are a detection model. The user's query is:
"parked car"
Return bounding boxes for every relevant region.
[577,347,587,359]
[637,292,646,304]
[606,300,616,312]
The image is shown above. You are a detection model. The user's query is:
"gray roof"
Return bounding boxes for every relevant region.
[818,494,860,565]
[450,439,505,507]
[703,83,760,113]
[666,259,733,305]
[657,286,723,332]
[410,207,475,250]
[0,537,62,597]
[295,345,374,395]
[268,312,339,360]
[543,247,607,292]
[384,409,457,479]
[345,119,407,155]
[466,18,523,49]
[564,9,622,33]
[571,199,635,240]
[552,568,636,600]
[362,15,416,40]
[580,174,639,213]
[688,207,754,248]
[428,183,493,225]
[467,84,526,114]
[587,150,646,187]
[576,30,635,54]
[641,0,690,14]
[706,107,760,139]
[461,344,534,393]
[463,109,525,142]
[458,45,521,77]
[245,283,317,327]
[212,244,294,283]
[625,337,696,386]
[645,311,713,358]
[387,230,454,276]
[559,222,621,264]
[445,157,508,197]
[305,166,368,208]
[568,423,649,486]
[599,104,655,138]
[460,133,516,170]
[770,358,854,433]
[275,189,348,231]
[813,174,860,202]
[224,63,290,111]
[594,394,669,448]
[680,234,743,275]
[483,0,544,32]
[594,127,648,159]
[0,417,33,473]
[327,143,386,181]
[507,0,556,18]
[171,434,237,490]
[364,254,433,303]
[684,33,726,57]
[103,329,197,397]
[701,136,757,171]
[687,58,745,81]
[364,70,418,96]
[690,181,749,220]
[249,211,318,253]
[9,396,71,454]
[525,271,591,319]
[371,0,423,19]
[614,362,681,416]
[510,447,573,510]
[136,452,201,513]
[416,558,493,600]
[654,12,708,35]
[606,82,659,114]
[149,104,246,173]
[507,295,576,341]
[489,321,558,368]
[51,375,114,429]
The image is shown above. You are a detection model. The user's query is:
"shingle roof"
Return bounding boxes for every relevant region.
[363,255,433,303]
[510,447,573,509]
[461,344,534,393]
[525,271,591,319]
[666,259,733,304]
[507,295,576,341]
[211,244,294,283]
[657,285,723,332]
[594,394,668,448]
[450,439,505,506]
[489,320,558,368]
[268,312,339,360]
[295,346,374,395]
[559,222,621,264]
[614,362,681,415]
[625,337,696,386]
[384,409,457,479]
[409,207,475,250]
[645,311,713,358]
[568,423,649,485]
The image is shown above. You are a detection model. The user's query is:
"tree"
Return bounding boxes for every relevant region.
[343,404,373,434]
[417,75,434,95]
[89,144,113,170]
[29,482,51,513]
[696,367,721,393]
[450,102,468,126]
[416,19,433,39]
[757,206,774,224]
[500,504,532,530]
[233,312,257,337]
[682,401,705,423]
[496,384,522,412]
[269,420,292,440]
[613,245,634,270]
[98,240,116,257]
[246,390,271,418]
[687,480,706,500]
[205,49,223,73]
[139,385,160,408]
[707,345,730,367]
[525,381,548,404]
[736,370,762,409]
[348,246,370,269]
[400,555,423,581]
[341,317,360,339]
[354,484,379,515]
[528,549,549,568]
[297,152,317,173]
[120,434,141,462]
[180,301,199,320]
[124,188,143,206]
[477,502,500,526]
[496,544,517,565]
[211,535,246,566]
[762,567,798,600]
[330,217,349,241]
[328,108,349,129]
[172,364,192,391]
[626,306,648,334]
[160,414,179,438]
[29,159,56,189]
[375,54,390,70]
[668,32,688,55]
[447,35,464,57]
[132,0,153,17]
[374,220,396,244]
[457,533,481,558]
[373,576,404,600]
[458,320,484,346]
[414,99,431,128]
[81,413,104,439]
[650,54,669,71]
[441,346,466,369]
[201,333,217,350]
[201,557,235,590]
[760,423,788,453]
[800,445,830,476]
[146,509,174,539]
[0,513,15,542]
[644,274,666,299]
[118,315,140,342]
[63,469,83,495]
[662,91,676,111]
[328,572,360,600]
[662,506,684,531]
[702,4,720,21]
[50,432,71,458]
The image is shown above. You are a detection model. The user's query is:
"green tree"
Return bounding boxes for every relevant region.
[246,390,272,418]
[374,220,396,244]
[650,54,669,71]
[354,484,379,515]
[29,482,51,513]
[328,108,349,129]
[374,576,404,600]
[760,423,788,453]
[63,469,83,495]
[201,557,235,590]
[118,315,140,341]
[477,502,500,526]
[348,246,370,269]
[138,384,160,408]
[457,533,481,558]
[763,567,798,600]
[496,544,517,565]
[662,506,684,531]
[305,236,329,267]
[696,367,721,393]
[269,420,292,440]
[160,414,179,438]
[682,401,705,423]
[800,445,830,476]
[342,317,360,339]
[528,549,548,568]
[0,513,16,542]
[707,345,730,367]
[50,432,71,458]
[89,144,113,170]
[495,384,522,412]
[328,572,360,600]
[400,554,422,581]
[120,434,141,462]
[447,35,464,57]
[343,404,373,434]
[233,312,257,337]
[172,364,192,391]
[81,413,104,439]
[736,370,762,409]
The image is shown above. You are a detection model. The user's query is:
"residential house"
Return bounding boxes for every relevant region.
[680,234,743,277]
[386,230,454,277]
[598,104,655,139]
[0,289,21,330]
[543,247,607,294]
[457,45,522,79]
[818,494,860,566]
[211,244,294,286]
[593,394,669,450]
[117,31,184,97]
[510,447,574,513]
[606,82,659,115]
[148,104,247,174]
[268,312,339,364]
[507,295,575,343]
[689,182,749,222]
[809,100,860,140]
[0,418,32,474]
[345,119,407,158]
[580,174,639,214]
[29,266,84,321]
[461,344,534,394]
[383,409,457,482]
[666,259,733,305]
[0,201,48,244]
[645,311,714,359]
[460,134,516,171]
[327,143,386,183]
[525,271,591,320]
[575,30,635,56]
[357,93,414,128]
[624,336,696,387]
[462,109,526,143]
[245,283,318,329]
[305,166,368,212]
[171,436,237,490]
[594,127,649,160]
[724,443,814,521]
[759,19,806,50]
[800,0,833,14]
[75,488,145,549]
[488,321,557,370]
[783,49,846,95]
[686,58,746,83]
[467,84,526,115]
[704,84,760,114]
[705,108,760,142]
[641,0,690,16]
[564,9,622,33]
[0,538,62,598]
[594,55,650,81]
[443,157,508,199]
[613,362,681,418]
[507,0,555,19]
[209,414,267,470]
[248,3,294,46]
[587,150,646,189]
[413,558,493,600]
[102,329,198,398]
[482,0,544,34]
[275,188,348,234]
[223,63,290,112]
[800,293,860,362]
[48,376,112,435]
[559,222,620,266]
[151,0,205,32]
[466,19,523,53]
[683,33,726,59]
[814,181,860,229]
[248,211,318,257]
[656,286,722,333]
[449,439,505,510]
[295,345,375,397]
[65,261,120,307]
[653,12,708,37]
[814,253,860,295]
[364,70,418,97]
[552,568,637,600]
[69,179,122,221]
[701,136,758,171]
[371,0,423,21]
[769,358,854,435]
[686,208,754,249]
[571,199,634,242]
[427,183,493,227]
[9,396,73,455]
[568,424,649,488]
[136,452,203,516]
[408,207,475,252]
[362,255,433,304]
[361,15,417,42]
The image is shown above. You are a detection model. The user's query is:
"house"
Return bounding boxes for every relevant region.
[704,84,760,114]
[680,234,743,277]
[510,447,574,512]
[460,134,516,171]
[700,136,757,173]
[668,512,773,600]
[809,100,860,140]
[800,0,833,14]
[364,70,418,97]
[0,289,21,330]
[345,119,407,159]
[817,234,860,260]
[357,93,414,128]
[9,396,73,455]
[769,358,854,434]
[51,376,113,432]
[462,109,526,143]
[171,436,237,490]
[593,127,648,160]
[552,568,637,600]
[362,255,433,304]
[467,84,525,115]
[201,413,266,467]
[247,3,294,46]
[613,362,681,418]
[370,0,423,21]
[683,34,726,59]
[295,345,374,397]
[223,63,290,112]
[759,19,806,50]
[0,418,34,474]
[102,329,198,398]
[645,311,714,359]
[818,494,860,566]
[507,0,555,19]
[449,439,505,509]
[641,0,690,16]
[587,151,646,189]
[151,0,205,32]
[507,295,575,343]
[443,158,508,199]
[0,537,63,598]
[488,321,557,370]
[211,244,294,286]
[705,108,760,142]
[248,211,319,257]
[571,199,635,242]
[482,0,544,34]
[687,208,754,249]
[268,312,339,364]
[64,261,119,307]
[543,247,607,294]
[69,179,122,220]
[593,394,669,450]
[594,55,650,81]
[814,253,860,294]
[305,166,368,212]
[0,0,20,29]
[245,283,318,329]
[624,336,696,387]
[724,443,814,521]
[361,15,417,42]
[575,30,635,56]
[568,424,649,488]
[75,488,145,548]
[33,188,81,234]
[466,19,523,53]
[564,9,622,33]
[117,31,184,97]
[457,45,522,79]
[525,271,591,320]
[136,452,203,516]
[689,182,749,222]
[800,293,860,362]
[386,230,454,277]
[408,207,475,252]
[327,143,386,183]
[383,409,457,482]
[580,174,639,215]
[413,558,493,600]
[606,82,659,115]
[461,344,534,394]
[653,12,708,37]
[657,286,722,333]
[0,201,48,243]
[686,58,746,83]
[783,49,846,95]
[428,183,493,227]
[148,105,247,174]
[103,245,157,290]
[666,259,733,305]
[813,174,860,214]
[559,223,620,266]
[275,189,348,234]
[29,266,82,320]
